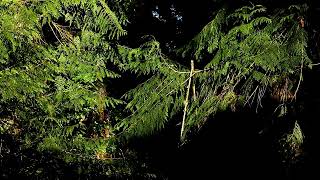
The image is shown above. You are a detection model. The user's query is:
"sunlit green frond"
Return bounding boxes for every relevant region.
[120,4,311,142]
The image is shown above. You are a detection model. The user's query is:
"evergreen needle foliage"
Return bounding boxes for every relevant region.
[0,0,135,176]
[119,4,311,141]
[0,0,313,177]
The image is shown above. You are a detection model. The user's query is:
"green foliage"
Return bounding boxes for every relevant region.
[0,0,313,177]
[0,0,129,169]
[120,4,311,141]
[116,39,189,136]
[178,9,226,60]
[279,121,304,165]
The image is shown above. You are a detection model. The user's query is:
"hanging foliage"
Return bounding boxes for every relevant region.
[118,4,311,141]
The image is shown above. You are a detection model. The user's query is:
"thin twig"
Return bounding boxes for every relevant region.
[180,60,194,140]
[273,103,285,114]
[52,22,73,42]
[192,82,197,101]
[309,62,320,67]
[49,23,62,44]
[292,59,304,101]
[163,63,190,74]
[245,86,259,106]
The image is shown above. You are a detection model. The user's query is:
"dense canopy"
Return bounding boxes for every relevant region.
[1,0,320,179]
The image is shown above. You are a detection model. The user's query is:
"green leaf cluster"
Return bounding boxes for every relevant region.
[0,0,129,166]
[121,4,311,141]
